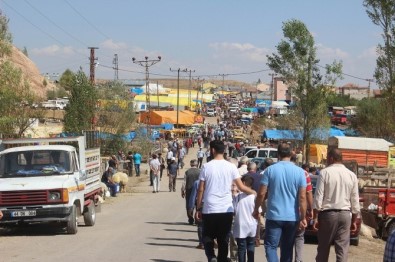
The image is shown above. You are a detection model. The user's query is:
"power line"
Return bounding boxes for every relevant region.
[64,0,111,40]
[2,0,66,46]
[24,0,88,47]
[317,64,375,83]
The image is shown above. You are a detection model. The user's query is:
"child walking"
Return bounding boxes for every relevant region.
[233,176,259,262]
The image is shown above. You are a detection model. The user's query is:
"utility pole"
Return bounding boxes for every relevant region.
[157,81,160,107]
[367,78,374,98]
[132,56,161,137]
[269,73,277,101]
[219,74,228,95]
[170,68,188,128]
[113,54,119,81]
[194,77,204,114]
[88,47,98,85]
[187,69,195,109]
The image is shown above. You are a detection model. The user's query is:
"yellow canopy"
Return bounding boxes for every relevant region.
[310,144,328,164]
[140,110,196,125]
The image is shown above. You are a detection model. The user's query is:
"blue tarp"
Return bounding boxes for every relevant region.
[262,128,345,141]
[130,87,144,95]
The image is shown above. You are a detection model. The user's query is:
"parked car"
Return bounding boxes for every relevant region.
[206,108,216,117]
[244,148,278,162]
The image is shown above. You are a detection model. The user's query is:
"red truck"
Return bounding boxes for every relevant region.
[331,113,348,125]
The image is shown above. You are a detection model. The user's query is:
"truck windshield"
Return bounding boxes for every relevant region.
[0,150,72,177]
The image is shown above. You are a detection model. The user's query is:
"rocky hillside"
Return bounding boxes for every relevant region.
[6,46,54,99]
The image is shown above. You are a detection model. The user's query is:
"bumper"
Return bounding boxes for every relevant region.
[0,206,72,224]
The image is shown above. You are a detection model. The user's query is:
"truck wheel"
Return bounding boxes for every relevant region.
[83,200,96,226]
[66,204,78,234]
[387,221,395,238]
[350,237,359,246]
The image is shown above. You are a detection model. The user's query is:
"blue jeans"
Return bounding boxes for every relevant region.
[264,219,298,262]
[134,164,140,176]
[236,237,255,262]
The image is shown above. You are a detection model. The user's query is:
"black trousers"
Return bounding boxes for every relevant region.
[197,157,203,168]
[202,212,233,262]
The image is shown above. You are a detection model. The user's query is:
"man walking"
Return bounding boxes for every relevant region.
[126,151,134,177]
[133,151,142,177]
[181,159,200,225]
[168,157,178,192]
[195,140,256,262]
[253,143,307,262]
[313,148,360,262]
[197,147,205,168]
[149,154,161,193]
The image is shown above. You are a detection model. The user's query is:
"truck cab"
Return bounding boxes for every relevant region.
[0,135,101,234]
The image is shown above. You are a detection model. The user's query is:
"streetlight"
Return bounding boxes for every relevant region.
[132,56,161,137]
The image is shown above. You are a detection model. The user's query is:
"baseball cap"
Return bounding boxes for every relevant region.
[171,157,176,161]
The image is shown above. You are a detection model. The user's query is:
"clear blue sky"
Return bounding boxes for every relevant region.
[0,0,381,88]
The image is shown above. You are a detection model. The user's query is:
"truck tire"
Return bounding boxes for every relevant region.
[83,200,96,226]
[387,221,395,238]
[66,204,78,234]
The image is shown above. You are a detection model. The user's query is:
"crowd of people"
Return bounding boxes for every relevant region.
[169,131,363,262]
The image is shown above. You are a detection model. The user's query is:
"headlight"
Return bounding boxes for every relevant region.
[48,191,61,201]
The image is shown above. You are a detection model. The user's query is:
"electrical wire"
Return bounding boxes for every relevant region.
[24,0,88,47]
[317,64,375,83]
[2,0,66,46]
[64,0,111,40]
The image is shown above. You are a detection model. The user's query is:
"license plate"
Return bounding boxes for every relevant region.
[11,210,36,217]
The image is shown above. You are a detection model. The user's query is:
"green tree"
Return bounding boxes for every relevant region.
[326,92,358,107]
[267,19,342,162]
[0,11,41,137]
[63,70,97,134]
[353,98,395,141]
[363,0,395,139]
[59,69,75,91]
[96,80,136,154]
[0,10,12,58]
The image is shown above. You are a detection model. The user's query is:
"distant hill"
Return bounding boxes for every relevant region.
[4,46,55,99]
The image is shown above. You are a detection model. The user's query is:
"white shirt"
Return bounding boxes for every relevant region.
[233,193,260,238]
[149,158,161,175]
[313,163,360,214]
[199,159,240,214]
[166,151,173,160]
[238,164,248,176]
[197,150,205,158]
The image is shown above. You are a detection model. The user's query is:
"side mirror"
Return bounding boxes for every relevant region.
[79,169,87,180]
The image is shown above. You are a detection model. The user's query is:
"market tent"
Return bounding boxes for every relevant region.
[263,128,345,141]
[139,110,195,125]
[310,144,328,164]
[242,108,258,113]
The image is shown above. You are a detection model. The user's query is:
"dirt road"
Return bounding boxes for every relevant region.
[0,118,386,261]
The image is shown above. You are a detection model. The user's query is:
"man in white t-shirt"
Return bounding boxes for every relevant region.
[149,154,161,193]
[195,140,256,262]
[166,150,173,167]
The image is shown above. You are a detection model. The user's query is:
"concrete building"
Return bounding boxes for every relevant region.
[337,83,371,100]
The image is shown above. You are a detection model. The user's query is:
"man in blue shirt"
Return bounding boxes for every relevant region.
[133,151,142,177]
[253,143,307,262]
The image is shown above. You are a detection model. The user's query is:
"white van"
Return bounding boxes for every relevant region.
[244,148,278,162]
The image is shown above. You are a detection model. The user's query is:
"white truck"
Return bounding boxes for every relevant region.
[41,100,66,110]
[0,133,102,234]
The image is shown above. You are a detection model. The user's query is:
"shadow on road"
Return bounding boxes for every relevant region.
[151,259,184,262]
[0,223,67,236]
[146,221,189,226]
[164,228,196,233]
[145,242,196,249]
[150,237,197,242]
